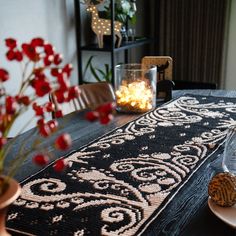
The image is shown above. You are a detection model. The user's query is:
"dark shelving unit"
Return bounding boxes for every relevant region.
[74,0,151,85]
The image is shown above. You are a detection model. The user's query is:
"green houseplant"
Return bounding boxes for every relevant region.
[83,55,112,83]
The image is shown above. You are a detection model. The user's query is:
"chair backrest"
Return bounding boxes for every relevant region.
[142,56,174,101]
[172,80,217,90]
[51,82,116,116]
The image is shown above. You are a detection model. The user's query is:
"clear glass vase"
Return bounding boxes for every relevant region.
[222,126,236,175]
[115,64,157,113]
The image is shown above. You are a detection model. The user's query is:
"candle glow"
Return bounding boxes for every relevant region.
[116,79,154,112]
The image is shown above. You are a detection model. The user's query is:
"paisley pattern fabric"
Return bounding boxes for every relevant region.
[6,95,236,235]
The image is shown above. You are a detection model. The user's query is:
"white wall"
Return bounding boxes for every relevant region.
[225,0,236,89]
[0,0,77,136]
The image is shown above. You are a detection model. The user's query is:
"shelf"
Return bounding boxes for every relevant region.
[80,38,152,52]
[75,0,152,85]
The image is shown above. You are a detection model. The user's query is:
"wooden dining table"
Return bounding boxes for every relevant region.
[7,90,236,236]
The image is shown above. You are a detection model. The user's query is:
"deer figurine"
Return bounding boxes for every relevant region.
[84,0,122,48]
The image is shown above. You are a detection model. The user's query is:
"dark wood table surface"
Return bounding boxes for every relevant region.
[7,90,236,236]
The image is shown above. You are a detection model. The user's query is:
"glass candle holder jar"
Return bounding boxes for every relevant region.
[115,64,157,113]
[222,126,236,175]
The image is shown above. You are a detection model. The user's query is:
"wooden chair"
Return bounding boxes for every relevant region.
[142,56,174,101]
[51,82,116,117]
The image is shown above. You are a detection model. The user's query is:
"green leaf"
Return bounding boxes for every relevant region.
[83,55,95,78]
[90,64,102,82]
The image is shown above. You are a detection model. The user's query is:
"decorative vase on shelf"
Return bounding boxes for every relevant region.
[0,177,21,236]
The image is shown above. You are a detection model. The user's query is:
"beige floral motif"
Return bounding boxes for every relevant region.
[56,201,70,208]
[74,229,85,236]
[52,215,63,223]
[7,212,18,220]
[40,203,54,211]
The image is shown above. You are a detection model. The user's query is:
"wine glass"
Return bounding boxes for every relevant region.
[222,126,236,175]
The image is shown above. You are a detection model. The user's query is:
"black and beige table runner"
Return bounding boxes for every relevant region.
[7,95,236,235]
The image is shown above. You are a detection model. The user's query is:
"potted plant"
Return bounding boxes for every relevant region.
[83,55,112,83]
[0,37,115,235]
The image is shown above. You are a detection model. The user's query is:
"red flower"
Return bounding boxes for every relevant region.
[15,51,23,61]
[51,68,61,77]
[22,43,40,62]
[33,68,44,78]
[47,120,58,133]
[0,37,116,177]
[31,37,45,47]
[97,102,116,114]
[99,114,113,125]
[45,102,55,112]
[85,111,99,122]
[33,78,51,97]
[53,159,67,172]
[55,133,72,150]
[62,64,73,77]
[44,55,54,66]
[33,154,49,166]
[0,68,9,82]
[5,50,23,62]
[5,38,17,49]
[39,124,51,137]
[5,96,17,114]
[54,89,66,104]
[54,110,63,118]
[44,43,54,55]
[16,95,30,106]
[54,54,63,65]
[68,86,80,100]
[37,118,45,127]
[33,103,45,116]
[57,74,70,91]
[6,50,15,61]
